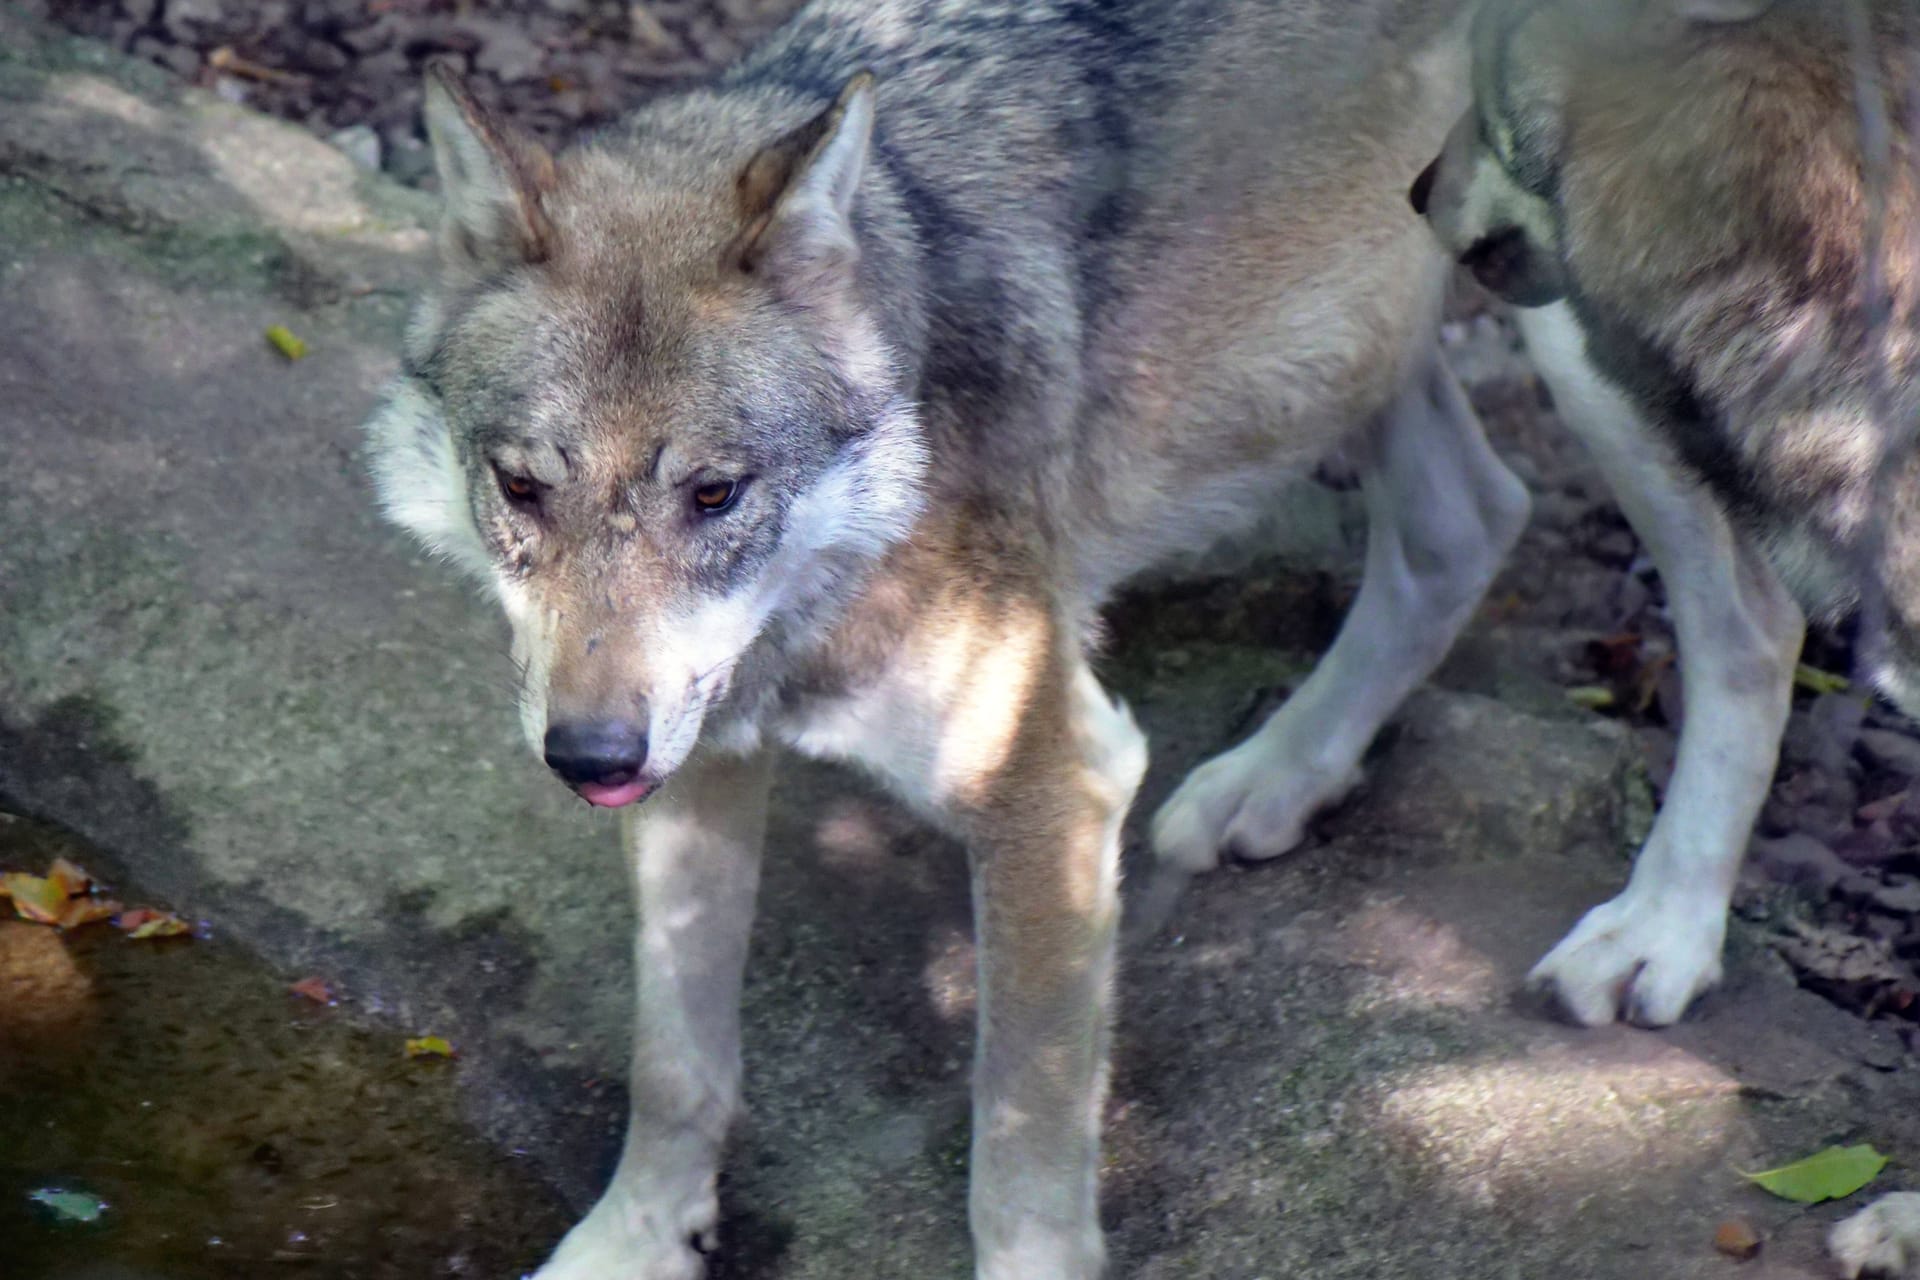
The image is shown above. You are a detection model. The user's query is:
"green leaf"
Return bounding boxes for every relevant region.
[265,325,308,361]
[1793,663,1853,696]
[404,1035,456,1060]
[1564,685,1616,711]
[1740,1144,1888,1204]
[29,1187,108,1223]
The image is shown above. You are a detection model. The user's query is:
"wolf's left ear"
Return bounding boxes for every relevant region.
[734,72,876,292]
[422,61,558,273]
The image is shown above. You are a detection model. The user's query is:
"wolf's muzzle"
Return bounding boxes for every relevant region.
[543,720,653,807]
[1409,156,1439,216]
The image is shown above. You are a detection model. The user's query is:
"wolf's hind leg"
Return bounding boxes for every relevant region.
[1516,303,1803,1027]
[1151,350,1529,871]
[535,750,772,1280]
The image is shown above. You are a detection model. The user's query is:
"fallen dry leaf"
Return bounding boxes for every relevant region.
[45,858,93,898]
[5,874,68,925]
[207,45,311,86]
[1714,1218,1762,1261]
[404,1035,456,1060]
[3,861,130,932]
[115,908,191,939]
[290,977,336,1005]
[56,897,123,931]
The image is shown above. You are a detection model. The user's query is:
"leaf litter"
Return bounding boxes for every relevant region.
[2,859,187,939]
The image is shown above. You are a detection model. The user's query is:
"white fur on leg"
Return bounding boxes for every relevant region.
[534,1155,715,1280]
[1526,880,1727,1027]
[1515,305,1804,1027]
[533,756,771,1280]
[1831,1193,1920,1279]
[1151,354,1529,872]
[1150,729,1361,871]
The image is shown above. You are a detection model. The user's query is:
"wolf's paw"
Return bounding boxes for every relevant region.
[531,1181,717,1280]
[1527,890,1726,1027]
[1831,1193,1920,1279]
[1151,735,1359,873]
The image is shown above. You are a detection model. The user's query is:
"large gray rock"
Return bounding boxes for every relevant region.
[3,11,1918,1278]
[0,8,625,1184]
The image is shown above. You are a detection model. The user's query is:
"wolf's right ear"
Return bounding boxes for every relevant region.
[422,61,557,273]
[732,73,876,296]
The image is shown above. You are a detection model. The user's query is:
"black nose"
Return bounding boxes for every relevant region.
[1409,155,1440,216]
[543,721,649,787]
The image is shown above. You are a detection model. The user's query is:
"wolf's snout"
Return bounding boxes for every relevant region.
[543,720,653,808]
[1409,155,1439,216]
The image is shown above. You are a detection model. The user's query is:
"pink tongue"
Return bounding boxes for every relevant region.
[577,778,652,808]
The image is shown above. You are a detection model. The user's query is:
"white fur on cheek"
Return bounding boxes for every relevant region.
[362,377,491,579]
[496,578,554,754]
[637,589,765,778]
[634,412,927,777]
[766,402,928,597]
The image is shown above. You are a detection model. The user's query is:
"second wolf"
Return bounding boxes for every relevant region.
[1417,0,1920,1029]
[365,0,1540,1275]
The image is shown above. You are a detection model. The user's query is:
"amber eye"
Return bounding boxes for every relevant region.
[692,479,741,514]
[496,468,540,507]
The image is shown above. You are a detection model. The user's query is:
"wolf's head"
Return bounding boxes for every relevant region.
[364,67,926,806]
[1409,0,1773,307]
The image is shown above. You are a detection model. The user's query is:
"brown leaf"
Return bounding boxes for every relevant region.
[290,977,336,1005]
[56,897,124,931]
[1714,1218,1761,1261]
[115,907,191,939]
[5,874,68,925]
[45,858,93,897]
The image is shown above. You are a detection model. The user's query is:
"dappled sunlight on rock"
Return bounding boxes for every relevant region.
[1375,1040,1743,1206]
[812,799,894,872]
[922,924,977,1023]
[1339,895,1506,1012]
[186,92,430,246]
[47,72,166,130]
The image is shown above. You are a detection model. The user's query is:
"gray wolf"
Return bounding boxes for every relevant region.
[1416,0,1920,1028]
[363,0,1531,1274]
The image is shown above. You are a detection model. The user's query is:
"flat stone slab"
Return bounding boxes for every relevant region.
[2,11,1917,1278]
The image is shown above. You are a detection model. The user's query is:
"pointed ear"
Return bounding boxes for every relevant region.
[422,60,557,272]
[733,72,876,292]
[1666,0,1771,21]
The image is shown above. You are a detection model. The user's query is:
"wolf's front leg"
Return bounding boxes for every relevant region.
[535,750,773,1280]
[960,662,1147,1280]
[1515,305,1804,1026]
